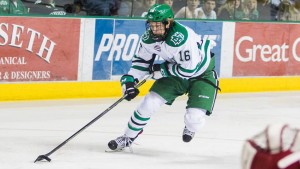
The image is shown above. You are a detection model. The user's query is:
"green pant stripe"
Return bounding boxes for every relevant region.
[134,111,150,121]
[128,123,143,131]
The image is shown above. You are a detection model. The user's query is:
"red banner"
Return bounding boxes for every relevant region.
[0,17,80,81]
[233,23,300,76]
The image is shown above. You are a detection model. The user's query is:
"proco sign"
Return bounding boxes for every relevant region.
[95,33,140,62]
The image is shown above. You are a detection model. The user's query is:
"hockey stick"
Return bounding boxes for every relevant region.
[34,74,152,163]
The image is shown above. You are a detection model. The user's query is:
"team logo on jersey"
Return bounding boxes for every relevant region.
[171,32,184,45]
[142,31,150,41]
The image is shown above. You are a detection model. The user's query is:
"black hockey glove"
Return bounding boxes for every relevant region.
[149,62,170,80]
[120,74,139,101]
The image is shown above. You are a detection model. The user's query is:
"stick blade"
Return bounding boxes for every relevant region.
[34,155,51,163]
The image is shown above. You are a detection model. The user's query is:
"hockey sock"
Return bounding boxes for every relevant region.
[125,92,166,138]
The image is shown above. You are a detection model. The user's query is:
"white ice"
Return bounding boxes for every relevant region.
[0,91,300,169]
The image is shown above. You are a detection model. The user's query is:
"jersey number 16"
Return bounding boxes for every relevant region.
[179,50,191,61]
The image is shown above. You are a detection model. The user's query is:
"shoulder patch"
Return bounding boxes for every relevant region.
[142,31,150,41]
[166,22,188,47]
[142,30,155,44]
[171,32,185,45]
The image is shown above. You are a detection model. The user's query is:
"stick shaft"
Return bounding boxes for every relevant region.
[43,75,150,157]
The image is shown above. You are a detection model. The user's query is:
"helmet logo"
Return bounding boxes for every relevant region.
[148,14,153,19]
[171,32,184,45]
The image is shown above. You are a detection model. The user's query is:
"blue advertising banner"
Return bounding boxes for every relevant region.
[93,19,222,80]
[112,20,145,75]
[93,19,145,80]
[93,19,114,80]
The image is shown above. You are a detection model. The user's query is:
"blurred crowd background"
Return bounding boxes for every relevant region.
[1,0,300,21]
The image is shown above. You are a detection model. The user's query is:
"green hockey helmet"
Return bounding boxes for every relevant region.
[145,4,174,41]
[146,4,174,23]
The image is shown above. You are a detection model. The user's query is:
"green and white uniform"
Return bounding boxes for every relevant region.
[130,21,214,79]
[122,21,219,138]
[128,21,218,114]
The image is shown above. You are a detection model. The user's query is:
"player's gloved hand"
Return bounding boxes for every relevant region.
[149,62,170,80]
[120,74,139,101]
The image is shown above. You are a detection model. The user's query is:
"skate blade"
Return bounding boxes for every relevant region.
[105,148,124,153]
[105,147,133,153]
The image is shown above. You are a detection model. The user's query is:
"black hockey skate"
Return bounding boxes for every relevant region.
[182,126,195,142]
[108,130,143,151]
[108,135,135,151]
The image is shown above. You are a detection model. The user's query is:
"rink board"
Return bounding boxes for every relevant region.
[1,77,300,101]
[1,17,300,101]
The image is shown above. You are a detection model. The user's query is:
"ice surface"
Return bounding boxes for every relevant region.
[0,91,299,169]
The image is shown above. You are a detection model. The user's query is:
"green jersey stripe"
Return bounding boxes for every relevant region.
[171,64,180,77]
[132,65,149,71]
[198,40,210,71]
[178,63,201,73]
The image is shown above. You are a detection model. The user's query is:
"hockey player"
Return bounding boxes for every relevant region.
[108,3,219,151]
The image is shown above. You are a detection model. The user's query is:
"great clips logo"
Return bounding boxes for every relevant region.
[236,36,300,63]
[233,23,300,76]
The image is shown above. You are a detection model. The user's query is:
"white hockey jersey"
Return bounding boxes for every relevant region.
[128,21,216,81]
